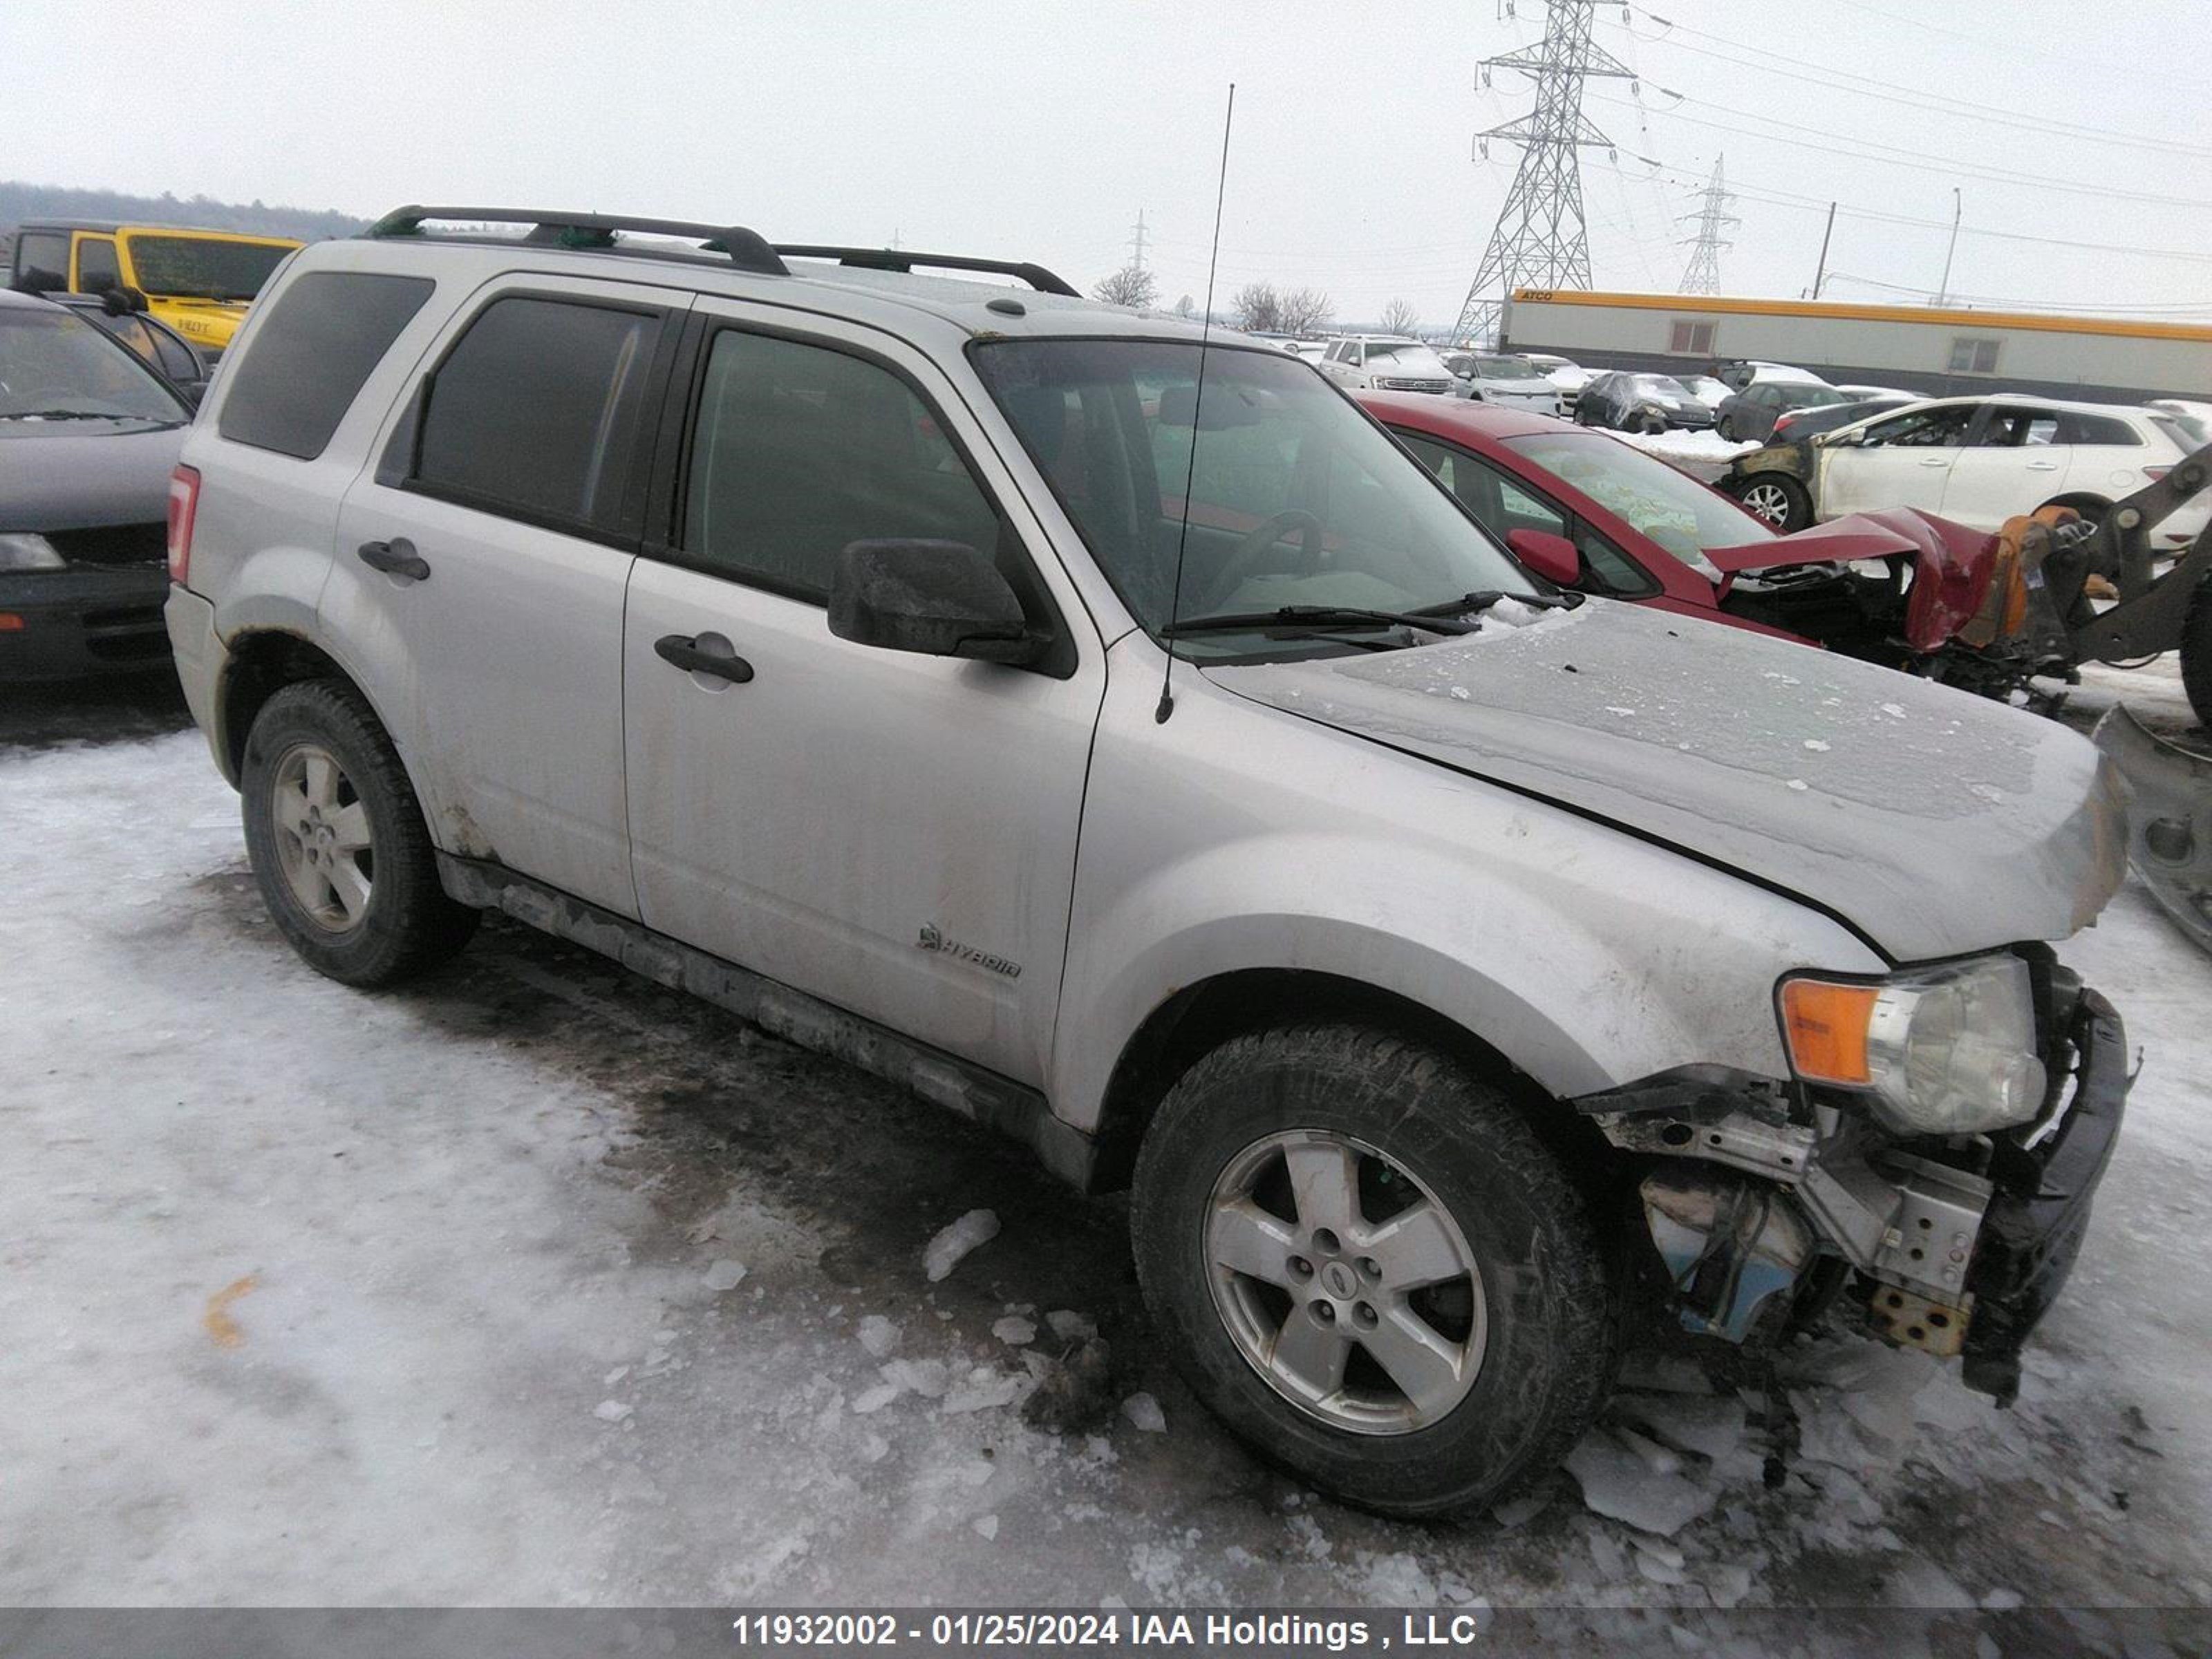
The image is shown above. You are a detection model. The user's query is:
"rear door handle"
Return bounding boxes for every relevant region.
[357,537,431,581]
[1918,457,1952,467]
[655,632,755,684]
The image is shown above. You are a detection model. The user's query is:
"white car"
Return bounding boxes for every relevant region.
[1732,393,2211,547]
[1439,350,1563,415]
[1285,339,1331,364]
[1519,350,1595,404]
[1318,334,1455,394]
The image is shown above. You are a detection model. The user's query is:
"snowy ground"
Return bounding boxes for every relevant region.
[3,673,2209,1642]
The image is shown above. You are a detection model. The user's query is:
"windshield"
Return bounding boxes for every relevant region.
[121,234,292,301]
[1503,430,1774,561]
[1630,375,1696,400]
[1683,375,1731,403]
[0,306,188,421]
[1473,355,1540,379]
[972,339,1530,659]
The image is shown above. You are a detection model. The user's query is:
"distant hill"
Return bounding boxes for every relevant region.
[0,181,368,252]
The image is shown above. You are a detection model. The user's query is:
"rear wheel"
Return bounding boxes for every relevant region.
[1130,1022,1614,1519]
[1736,473,1811,533]
[241,680,478,986]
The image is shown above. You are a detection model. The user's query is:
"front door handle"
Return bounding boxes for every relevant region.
[2026,460,2061,471]
[655,632,755,684]
[357,537,431,581]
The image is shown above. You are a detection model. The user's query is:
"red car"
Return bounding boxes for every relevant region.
[1358,391,2034,696]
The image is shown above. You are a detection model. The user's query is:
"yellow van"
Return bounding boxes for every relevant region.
[8,221,302,357]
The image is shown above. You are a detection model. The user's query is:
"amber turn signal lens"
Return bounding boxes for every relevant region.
[1780,979,1879,1085]
[0,613,25,632]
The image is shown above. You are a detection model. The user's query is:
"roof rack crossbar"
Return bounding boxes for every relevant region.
[364,206,789,277]
[772,245,1079,298]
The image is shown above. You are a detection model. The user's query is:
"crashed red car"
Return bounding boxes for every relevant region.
[1359,391,2041,699]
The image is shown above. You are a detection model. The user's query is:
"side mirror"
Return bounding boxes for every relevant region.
[828,539,1044,666]
[1506,527,1582,588]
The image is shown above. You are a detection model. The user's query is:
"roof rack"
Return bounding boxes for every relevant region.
[363,206,789,277]
[771,245,1079,298]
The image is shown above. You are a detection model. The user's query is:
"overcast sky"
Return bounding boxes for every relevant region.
[6,0,2207,329]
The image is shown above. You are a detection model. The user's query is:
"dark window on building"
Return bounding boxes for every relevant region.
[1669,320,1716,355]
[680,328,1005,600]
[13,230,70,290]
[1947,337,2000,374]
[220,272,434,460]
[75,238,122,292]
[409,297,660,537]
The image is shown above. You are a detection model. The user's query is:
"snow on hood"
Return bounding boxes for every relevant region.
[1208,599,2128,961]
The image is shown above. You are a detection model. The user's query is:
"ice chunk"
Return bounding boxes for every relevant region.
[1785,778,1809,791]
[1613,1425,1681,1476]
[1121,1391,1168,1433]
[1802,739,1830,752]
[1615,1391,1746,1462]
[592,1399,633,1423]
[1564,1430,1717,1537]
[1490,1492,1548,1529]
[702,1258,749,1292]
[1633,1547,1686,1586]
[1980,1587,2023,1611]
[858,1432,891,1463]
[880,1358,950,1398]
[856,1315,902,1358]
[852,1382,901,1415]
[973,1514,1000,1541]
[1705,1562,1753,1609]
[941,1366,1024,1414]
[992,1315,1038,1347]
[1604,706,1637,717]
[924,1208,1001,1282]
[1880,702,1907,719]
[1449,686,1472,701]
[1046,1309,1097,1341]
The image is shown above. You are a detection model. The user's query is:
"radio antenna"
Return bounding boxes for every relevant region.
[1156,81,1237,726]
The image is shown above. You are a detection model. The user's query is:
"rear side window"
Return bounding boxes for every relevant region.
[220,271,431,460]
[76,238,121,292]
[14,230,69,289]
[410,296,661,538]
[2055,411,2139,447]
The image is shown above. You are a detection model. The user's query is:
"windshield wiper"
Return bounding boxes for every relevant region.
[1163,605,1481,639]
[0,409,129,422]
[1405,588,1582,618]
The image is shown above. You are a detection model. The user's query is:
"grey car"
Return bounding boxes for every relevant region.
[1,289,191,679]
[165,207,2134,1519]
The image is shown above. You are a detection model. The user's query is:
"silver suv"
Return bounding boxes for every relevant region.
[165,207,2133,1519]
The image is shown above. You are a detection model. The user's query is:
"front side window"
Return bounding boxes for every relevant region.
[681,328,1005,601]
[14,231,69,289]
[413,297,659,536]
[221,271,432,460]
[974,338,1529,658]
[1859,404,1976,449]
[75,238,121,292]
[120,235,292,302]
[0,305,187,422]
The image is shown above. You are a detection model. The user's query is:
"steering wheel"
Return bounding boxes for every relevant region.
[1193,509,1326,613]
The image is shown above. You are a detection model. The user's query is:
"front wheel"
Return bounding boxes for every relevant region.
[1130,1023,1614,1519]
[1735,473,1811,533]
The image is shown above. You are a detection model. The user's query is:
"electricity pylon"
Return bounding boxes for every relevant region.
[1454,0,1635,345]
[1678,155,1738,295]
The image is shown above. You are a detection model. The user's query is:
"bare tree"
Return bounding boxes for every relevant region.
[1232,281,1282,333]
[1093,265,1159,309]
[1277,287,1334,335]
[1378,297,1421,337]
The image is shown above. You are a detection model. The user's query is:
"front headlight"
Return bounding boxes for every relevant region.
[1779,957,2045,1135]
[0,533,67,572]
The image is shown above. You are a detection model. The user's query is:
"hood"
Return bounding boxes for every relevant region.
[0,421,187,532]
[1207,599,2126,962]
[1474,377,1557,399]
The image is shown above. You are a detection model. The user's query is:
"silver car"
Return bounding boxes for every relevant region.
[165,207,2133,1519]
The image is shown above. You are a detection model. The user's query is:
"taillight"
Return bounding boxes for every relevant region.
[2144,465,2171,480]
[1772,413,1798,435]
[167,465,200,586]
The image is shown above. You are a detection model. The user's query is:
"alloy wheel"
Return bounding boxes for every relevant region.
[1739,481,1795,526]
[270,742,374,931]
[1205,1128,1486,1434]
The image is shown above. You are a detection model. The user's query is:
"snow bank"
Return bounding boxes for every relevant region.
[1613,427,1758,467]
[922,1207,1001,1282]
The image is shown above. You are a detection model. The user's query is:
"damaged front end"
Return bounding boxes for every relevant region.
[1580,962,2128,1405]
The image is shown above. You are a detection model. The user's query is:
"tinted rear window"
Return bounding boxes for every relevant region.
[219,271,431,460]
[411,296,661,537]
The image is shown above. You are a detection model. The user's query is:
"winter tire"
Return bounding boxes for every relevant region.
[1130,1022,1614,1519]
[1736,474,1810,533]
[240,679,478,986]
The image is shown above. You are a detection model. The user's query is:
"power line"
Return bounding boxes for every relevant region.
[1591,91,2212,212]
[1828,0,2204,97]
[1620,6,2212,160]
